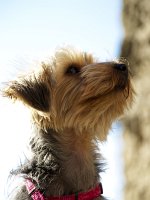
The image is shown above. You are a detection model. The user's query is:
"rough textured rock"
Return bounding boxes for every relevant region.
[121,0,150,199]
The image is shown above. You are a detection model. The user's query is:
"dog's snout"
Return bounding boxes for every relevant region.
[114,63,127,72]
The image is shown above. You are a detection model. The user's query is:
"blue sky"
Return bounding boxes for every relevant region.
[0,1,124,200]
[0,0,123,60]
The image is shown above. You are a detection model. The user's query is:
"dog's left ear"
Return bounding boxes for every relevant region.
[3,65,52,112]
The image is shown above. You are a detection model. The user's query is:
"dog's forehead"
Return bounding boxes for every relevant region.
[54,48,94,71]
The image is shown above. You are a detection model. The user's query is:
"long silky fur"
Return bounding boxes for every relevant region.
[3,47,134,200]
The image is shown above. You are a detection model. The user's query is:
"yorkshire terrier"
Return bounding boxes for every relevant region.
[3,47,134,200]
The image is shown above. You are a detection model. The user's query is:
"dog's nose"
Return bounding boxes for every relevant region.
[114,63,127,72]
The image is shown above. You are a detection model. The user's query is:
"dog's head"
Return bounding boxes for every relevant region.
[3,48,134,140]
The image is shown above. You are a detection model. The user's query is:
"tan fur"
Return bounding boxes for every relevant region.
[3,47,134,199]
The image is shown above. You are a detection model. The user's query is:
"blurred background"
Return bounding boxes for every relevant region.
[0,0,150,200]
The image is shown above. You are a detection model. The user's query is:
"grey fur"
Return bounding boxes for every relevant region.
[10,127,106,200]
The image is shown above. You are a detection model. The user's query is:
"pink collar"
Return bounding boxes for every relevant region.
[26,179,103,200]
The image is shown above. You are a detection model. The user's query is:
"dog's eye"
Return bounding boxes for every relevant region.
[66,65,80,75]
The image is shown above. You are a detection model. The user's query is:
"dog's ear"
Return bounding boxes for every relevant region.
[3,65,52,112]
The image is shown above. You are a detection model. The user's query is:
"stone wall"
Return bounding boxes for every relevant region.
[121,0,150,199]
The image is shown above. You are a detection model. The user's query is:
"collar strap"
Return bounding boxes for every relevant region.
[25,179,103,200]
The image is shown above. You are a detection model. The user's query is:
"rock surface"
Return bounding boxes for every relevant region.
[121,0,150,199]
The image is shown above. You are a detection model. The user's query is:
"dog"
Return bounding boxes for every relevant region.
[3,47,134,200]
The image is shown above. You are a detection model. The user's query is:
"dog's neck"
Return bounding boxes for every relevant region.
[28,127,103,196]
